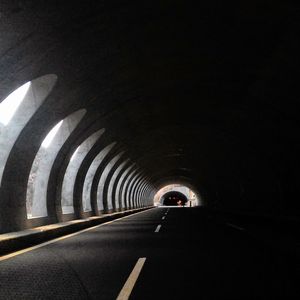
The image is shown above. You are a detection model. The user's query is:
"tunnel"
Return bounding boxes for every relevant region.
[0,1,299,299]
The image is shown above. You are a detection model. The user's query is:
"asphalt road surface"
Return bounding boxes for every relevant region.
[0,207,298,299]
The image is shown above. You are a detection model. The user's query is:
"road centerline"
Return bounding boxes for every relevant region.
[116,257,146,300]
[155,224,162,232]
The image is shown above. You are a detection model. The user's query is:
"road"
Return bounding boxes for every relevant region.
[0,207,298,299]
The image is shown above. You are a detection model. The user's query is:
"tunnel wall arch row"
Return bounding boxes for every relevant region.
[115,163,136,209]
[82,142,117,213]
[141,182,153,207]
[132,177,143,208]
[0,74,58,186]
[127,172,142,209]
[96,151,125,212]
[124,169,141,210]
[107,159,130,211]
[137,181,147,207]
[136,179,148,208]
[142,185,155,206]
[131,175,147,208]
[61,128,106,215]
[0,75,154,234]
[26,109,87,219]
[120,167,138,209]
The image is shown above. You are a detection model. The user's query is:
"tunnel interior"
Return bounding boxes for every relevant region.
[0,3,299,299]
[160,191,188,206]
[0,1,298,234]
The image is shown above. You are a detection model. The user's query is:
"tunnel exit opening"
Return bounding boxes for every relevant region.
[153,184,199,207]
[161,191,188,206]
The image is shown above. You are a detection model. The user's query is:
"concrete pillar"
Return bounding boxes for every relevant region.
[61,129,105,214]
[82,142,116,213]
[115,164,135,210]
[96,152,124,212]
[0,74,57,186]
[107,159,130,211]
[26,109,86,219]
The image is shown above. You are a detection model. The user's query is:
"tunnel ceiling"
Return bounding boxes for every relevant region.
[1,1,299,215]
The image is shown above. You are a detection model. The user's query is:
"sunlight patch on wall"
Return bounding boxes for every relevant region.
[96,152,124,211]
[0,74,58,186]
[0,82,31,126]
[82,142,116,212]
[61,129,105,214]
[26,109,86,219]
[115,164,135,209]
[41,120,63,148]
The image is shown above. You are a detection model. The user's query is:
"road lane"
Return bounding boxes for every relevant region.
[0,208,164,300]
[130,207,299,300]
[116,257,146,300]
[0,207,298,300]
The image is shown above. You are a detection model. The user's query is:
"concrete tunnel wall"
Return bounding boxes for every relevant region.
[107,159,130,211]
[0,1,299,234]
[60,128,105,215]
[0,74,154,233]
[26,109,87,219]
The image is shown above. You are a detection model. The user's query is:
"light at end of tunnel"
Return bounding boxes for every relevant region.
[41,120,63,148]
[0,82,31,126]
[153,184,200,207]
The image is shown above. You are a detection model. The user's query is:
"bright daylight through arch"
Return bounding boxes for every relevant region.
[0,82,31,126]
[0,74,58,186]
[154,184,200,207]
[26,109,86,219]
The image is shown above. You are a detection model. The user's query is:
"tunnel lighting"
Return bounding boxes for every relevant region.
[70,146,80,162]
[0,82,31,126]
[41,120,63,148]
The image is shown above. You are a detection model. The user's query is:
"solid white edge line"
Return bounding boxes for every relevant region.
[155,224,161,232]
[116,257,146,300]
[0,209,153,262]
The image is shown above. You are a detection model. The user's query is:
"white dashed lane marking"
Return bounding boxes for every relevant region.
[116,257,147,300]
[155,225,162,233]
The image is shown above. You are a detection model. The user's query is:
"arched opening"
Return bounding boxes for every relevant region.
[61,129,105,214]
[26,109,86,219]
[161,191,188,206]
[0,74,57,186]
[82,142,116,212]
[122,168,140,209]
[96,152,125,212]
[154,183,200,207]
[107,159,130,211]
[115,163,135,209]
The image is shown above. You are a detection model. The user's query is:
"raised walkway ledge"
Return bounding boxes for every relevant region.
[0,207,154,256]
